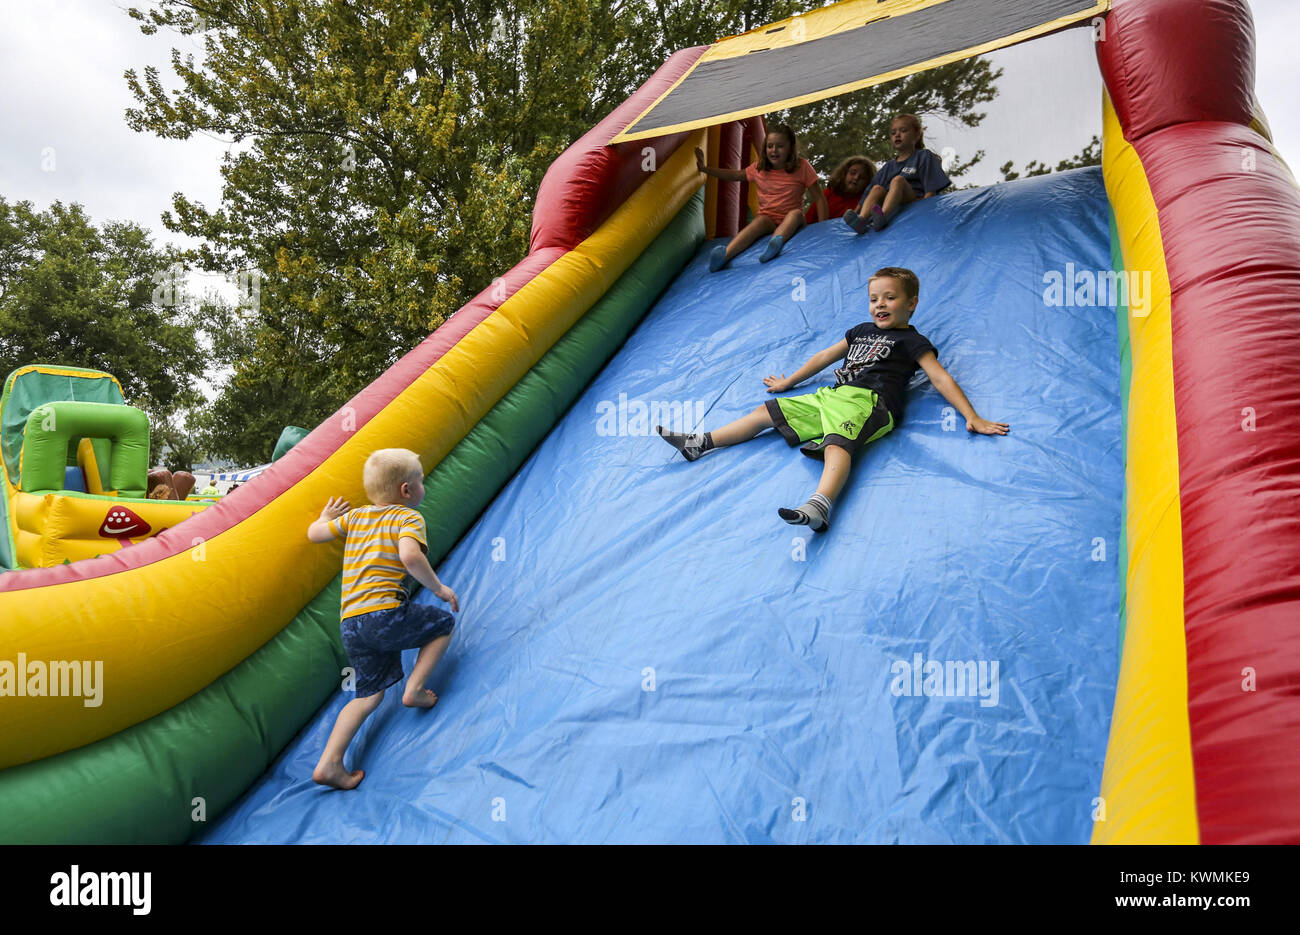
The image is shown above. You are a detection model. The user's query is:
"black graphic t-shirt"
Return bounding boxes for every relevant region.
[833,322,937,426]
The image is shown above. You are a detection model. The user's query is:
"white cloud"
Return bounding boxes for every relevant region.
[1250,0,1300,164]
[935,28,1103,186]
[0,0,229,249]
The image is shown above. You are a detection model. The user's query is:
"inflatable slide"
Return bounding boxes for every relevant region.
[1,0,1297,844]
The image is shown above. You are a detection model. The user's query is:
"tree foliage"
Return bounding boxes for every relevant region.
[775,56,999,180]
[125,0,1005,463]
[1000,134,1101,181]
[0,197,204,465]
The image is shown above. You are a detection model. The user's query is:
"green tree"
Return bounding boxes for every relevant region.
[1000,134,1101,181]
[777,57,999,180]
[155,420,210,473]
[125,1,1004,463]
[0,197,205,465]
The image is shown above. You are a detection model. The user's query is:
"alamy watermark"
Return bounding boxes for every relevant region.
[889,652,999,707]
[152,262,263,311]
[49,866,150,915]
[595,393,706,436]
[1043,263,1152,317]
[0,653,103,707]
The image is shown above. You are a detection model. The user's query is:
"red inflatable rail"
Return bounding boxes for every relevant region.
[1100,0,1300,843]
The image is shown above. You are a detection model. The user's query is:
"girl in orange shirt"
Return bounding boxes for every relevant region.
[696,123,828,271]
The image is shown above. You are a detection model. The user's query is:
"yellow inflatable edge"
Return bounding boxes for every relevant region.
[1091,91,1197,844]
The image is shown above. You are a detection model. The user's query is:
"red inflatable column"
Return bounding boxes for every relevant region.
[738,116,766,231]
[703,124,721,239]
[1099,0,1300,844]
[531,45,709,253]
[715,120,744,238]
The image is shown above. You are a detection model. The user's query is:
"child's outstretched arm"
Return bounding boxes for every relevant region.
[916,352,1009,435]
[398,537,461,612]
[307,496,350,542]
[695,147,746,182]
[763,339,849,393]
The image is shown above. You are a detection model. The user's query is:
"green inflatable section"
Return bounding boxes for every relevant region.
[0,366,126,570]
[0,468,11,570]
[21,401,150,497]
[272,425,310,462]
[0,188,704,843]
[1110,211,1132,654]
[1,367,124,490]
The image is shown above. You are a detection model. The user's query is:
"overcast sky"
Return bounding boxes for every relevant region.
[2,0,1297,252]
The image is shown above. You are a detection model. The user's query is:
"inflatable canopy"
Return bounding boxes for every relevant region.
[612,0,1110,143]
[0,0,1297,844]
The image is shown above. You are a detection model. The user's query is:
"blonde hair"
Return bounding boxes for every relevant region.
[363,448,423,503]
[892,113,926,150]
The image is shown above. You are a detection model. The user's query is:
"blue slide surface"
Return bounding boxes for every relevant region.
[200,168,1121,844]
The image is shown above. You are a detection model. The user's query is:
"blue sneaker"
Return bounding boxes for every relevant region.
[709,245,729,272]
[759,235,784,263]
[843,209,871,234]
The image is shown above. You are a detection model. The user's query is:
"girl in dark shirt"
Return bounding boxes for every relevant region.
[845,114,951,233]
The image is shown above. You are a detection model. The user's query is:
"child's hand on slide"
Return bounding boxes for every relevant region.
[967,417,1010,435]
[764,374,792,393]
[319,496,350,521]
[436,585,460,612]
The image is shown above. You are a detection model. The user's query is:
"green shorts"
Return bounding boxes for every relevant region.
[764,384,894,459]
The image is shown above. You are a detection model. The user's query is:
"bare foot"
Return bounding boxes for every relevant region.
[313,761,365,790]
[402,688,438,708]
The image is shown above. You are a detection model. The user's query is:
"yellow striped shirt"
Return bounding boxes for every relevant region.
[327,505,428,619]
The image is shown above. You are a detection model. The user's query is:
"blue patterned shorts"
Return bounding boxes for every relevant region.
[340,599,455,697]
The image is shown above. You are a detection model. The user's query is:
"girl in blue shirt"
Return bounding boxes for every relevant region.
[844,113,951,233]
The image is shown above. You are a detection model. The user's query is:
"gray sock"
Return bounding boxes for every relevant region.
[779,493,832,531]
[656,426,714,462]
